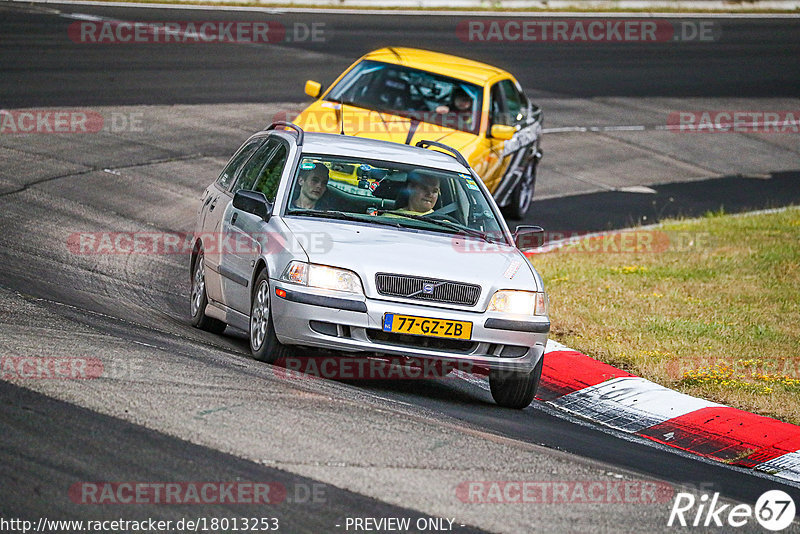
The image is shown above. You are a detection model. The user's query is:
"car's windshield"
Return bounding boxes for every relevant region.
[325,60,483,135]
[285,154,507,242]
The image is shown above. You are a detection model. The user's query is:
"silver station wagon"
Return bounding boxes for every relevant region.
[190,122,549,408]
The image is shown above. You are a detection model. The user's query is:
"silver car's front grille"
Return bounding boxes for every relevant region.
[375,273,480,306]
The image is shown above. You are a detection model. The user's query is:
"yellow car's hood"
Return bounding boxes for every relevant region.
[294,101,478,154]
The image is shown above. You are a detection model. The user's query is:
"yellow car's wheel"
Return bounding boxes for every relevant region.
[506,160,537,220]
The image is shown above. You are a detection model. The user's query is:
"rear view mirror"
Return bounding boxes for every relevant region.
[513,225,545,250]
[233,190,273,221]
[305,80,323,99]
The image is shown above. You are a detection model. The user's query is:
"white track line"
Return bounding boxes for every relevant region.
[544,119,800,135]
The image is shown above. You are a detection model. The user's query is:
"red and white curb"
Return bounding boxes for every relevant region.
[536,340,800,483]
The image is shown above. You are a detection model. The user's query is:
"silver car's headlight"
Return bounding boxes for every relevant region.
[488,290,548,317]
[281,261,364,295]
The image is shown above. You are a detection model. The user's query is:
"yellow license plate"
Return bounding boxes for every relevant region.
[382,313,472,340]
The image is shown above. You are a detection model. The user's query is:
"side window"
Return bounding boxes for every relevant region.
[254,144,288,202]
[490,83,509,127]
[232,138,290,203]
[217,137,263,190]
[499,80,527,126]
[233,139,279,194]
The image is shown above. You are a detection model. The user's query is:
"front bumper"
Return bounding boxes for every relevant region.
[270,281,548,373]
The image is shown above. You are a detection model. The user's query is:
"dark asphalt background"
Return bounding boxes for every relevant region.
[1,6,799,107]
[1,3,799,530]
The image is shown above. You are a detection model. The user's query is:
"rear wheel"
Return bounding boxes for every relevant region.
[489,355,544,409]
[190,251,227,334]
[505,159,537,220]
[250,270,293,363]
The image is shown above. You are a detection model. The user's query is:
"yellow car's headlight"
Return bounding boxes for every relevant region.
[488,290,548,317]
[281,261,363,295]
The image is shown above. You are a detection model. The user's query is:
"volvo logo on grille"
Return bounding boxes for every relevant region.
[376,273,480,306]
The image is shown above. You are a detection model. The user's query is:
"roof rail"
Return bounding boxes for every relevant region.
[415,140,469,169]
[266,121,304,146]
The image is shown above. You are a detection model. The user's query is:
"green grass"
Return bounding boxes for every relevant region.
[531,207,800,424]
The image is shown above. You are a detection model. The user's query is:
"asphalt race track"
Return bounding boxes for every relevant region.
[2,4,800,105]
[1,3,799,533]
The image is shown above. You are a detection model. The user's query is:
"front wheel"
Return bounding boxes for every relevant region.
[489,356,543,409]
[250,270,293,363]
[190,251,227,334]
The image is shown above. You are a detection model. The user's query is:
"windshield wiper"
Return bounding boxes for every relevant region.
[374,210,502,244]
[288,209,403,228]
[288,209,364,222]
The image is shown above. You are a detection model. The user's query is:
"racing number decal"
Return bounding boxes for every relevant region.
[501,123,539,158]
[500,124,538,176]
[493,122,540,202]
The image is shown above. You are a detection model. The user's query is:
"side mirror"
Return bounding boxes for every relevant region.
[233,190,273,222]
[304,80,323,99]
[513,225,545,250]
[490,124,515,141]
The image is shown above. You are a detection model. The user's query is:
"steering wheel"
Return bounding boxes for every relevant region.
[424,212,462,224]
[427,203,461,222]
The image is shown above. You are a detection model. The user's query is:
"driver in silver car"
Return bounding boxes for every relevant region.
[395,171,441,215]
[291,162,332,210]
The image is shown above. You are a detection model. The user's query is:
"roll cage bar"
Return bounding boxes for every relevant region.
[263,122,470,172]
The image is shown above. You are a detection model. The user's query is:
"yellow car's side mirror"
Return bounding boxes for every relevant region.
[490,124,515,141]
[305,80,323,99]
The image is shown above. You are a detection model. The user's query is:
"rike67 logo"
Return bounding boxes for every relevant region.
[668,490,796,531]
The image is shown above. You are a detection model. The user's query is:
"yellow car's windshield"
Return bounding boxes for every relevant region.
[325,60,483,135]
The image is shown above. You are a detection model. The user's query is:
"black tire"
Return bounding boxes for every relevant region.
[489,355,544,409]
[504,159,537,220]
[190,250,227,334]
[249,270,293,363]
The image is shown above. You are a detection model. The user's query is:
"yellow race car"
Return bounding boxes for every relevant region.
[294,47,543,219]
